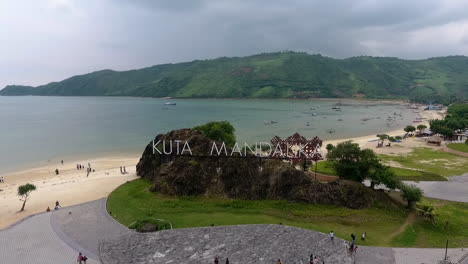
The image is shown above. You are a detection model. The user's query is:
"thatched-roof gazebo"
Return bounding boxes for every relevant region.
[427,135,443,146]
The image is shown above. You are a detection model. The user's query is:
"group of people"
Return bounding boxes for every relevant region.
[77,252,88,263]
[213,257,229,264]
[77,163,94,177]
[46,201,62,212]
[120,166,128,174]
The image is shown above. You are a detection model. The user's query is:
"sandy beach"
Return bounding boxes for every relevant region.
[0,104,446,229]
[0,157,138,229]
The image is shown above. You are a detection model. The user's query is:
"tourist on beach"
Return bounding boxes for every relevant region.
[276,259,282,264]
[88,162,91,168]
[0,176,4,183]
[77,252,83,263]
[55,201,61,208]
[46,207,50,212]
[55,168,59,175]
[330,231,334,240]
[361,232,366,241]
[123,166,127,174]
[61,160,63,165]
[214,257,219,264]
[120,166,123,174]
[225,258,229,264]
[76,164,79,170]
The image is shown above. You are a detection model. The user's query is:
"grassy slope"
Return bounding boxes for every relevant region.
[447,143,468,153]
[380,148,468,177]
[2,52,468,103]
[107,179,468,248]
[314,161,447,181]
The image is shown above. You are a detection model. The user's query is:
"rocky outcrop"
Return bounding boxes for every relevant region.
[137,128,398,209]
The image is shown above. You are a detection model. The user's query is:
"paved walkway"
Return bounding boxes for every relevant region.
[0,199,466,263]
[365,174,468,203]
[0,211,100,264]
[402,174,468,203]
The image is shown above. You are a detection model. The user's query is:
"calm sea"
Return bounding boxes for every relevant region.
[0,96,418,173]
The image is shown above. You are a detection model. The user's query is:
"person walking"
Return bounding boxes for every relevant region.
[276,259,282,264]
[120,166,123,174]
[361,232,366,241]
[309,253,314,264]
[330,230,334,241]
[313,257,319,264]
[61,160,63,165]
[214,257,219,264]
[123,166,127,174]
[55,168,59,175]
[351,233,356,243]
[225,258,229,264]
[77,252,83,264]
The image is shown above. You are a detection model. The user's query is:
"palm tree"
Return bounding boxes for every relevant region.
[416,203,436,226]
[18,183,37,211]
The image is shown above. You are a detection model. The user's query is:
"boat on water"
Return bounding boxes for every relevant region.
[332,107,341,110]
[412,120,423,123]
[312,113,317,116]
[264,120,278,125]
[164,102,176,105]
[328,129,335,134]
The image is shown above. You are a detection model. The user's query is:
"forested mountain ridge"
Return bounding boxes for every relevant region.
[2,52,467,103]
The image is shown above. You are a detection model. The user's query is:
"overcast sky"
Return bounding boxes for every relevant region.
[1,0,468,88]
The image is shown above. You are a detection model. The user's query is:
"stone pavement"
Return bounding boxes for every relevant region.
[100,224,354,264]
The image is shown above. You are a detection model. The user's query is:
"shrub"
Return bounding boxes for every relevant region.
[129,219,172,233]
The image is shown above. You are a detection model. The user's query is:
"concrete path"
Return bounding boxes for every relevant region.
[365,174,468,203]
[0,211,100,264]
[402,174,468,203]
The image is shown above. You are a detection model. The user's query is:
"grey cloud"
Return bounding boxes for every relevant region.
[1,0,468,88]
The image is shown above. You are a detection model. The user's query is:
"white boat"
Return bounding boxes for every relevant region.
[164,102,176,105]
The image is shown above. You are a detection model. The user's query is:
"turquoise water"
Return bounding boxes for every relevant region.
[0,96,417,172]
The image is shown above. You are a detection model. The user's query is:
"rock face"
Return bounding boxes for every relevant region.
[137,128,396,209]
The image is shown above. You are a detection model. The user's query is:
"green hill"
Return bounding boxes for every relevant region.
[2,52,468,103]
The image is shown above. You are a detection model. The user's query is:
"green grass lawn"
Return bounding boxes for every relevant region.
[379,148,468,177]
[313,161,447,181]
[447,143,468,153]
[107,179,468,248]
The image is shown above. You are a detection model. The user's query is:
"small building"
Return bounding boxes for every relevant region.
[426,135,443,146]
[449,130,468,143]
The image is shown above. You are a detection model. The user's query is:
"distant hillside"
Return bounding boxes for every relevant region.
[2,52,468,103]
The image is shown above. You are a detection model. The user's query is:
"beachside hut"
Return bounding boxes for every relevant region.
[426,135,443,146]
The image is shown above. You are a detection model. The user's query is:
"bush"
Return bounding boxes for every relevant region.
[400,184,423,208]
[129,219,172,233]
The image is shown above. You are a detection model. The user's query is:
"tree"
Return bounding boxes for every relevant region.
[416,124,427,134]
[376,134,389,142]
[416,202,436,226]
[400,184,423,208]
[326,141,380,183]
[326,144,335,152]
[18,183,37,211]
[404,125,416,135]
[194,121,236,147]
[395,136,402,140]
[368,165,400,190]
